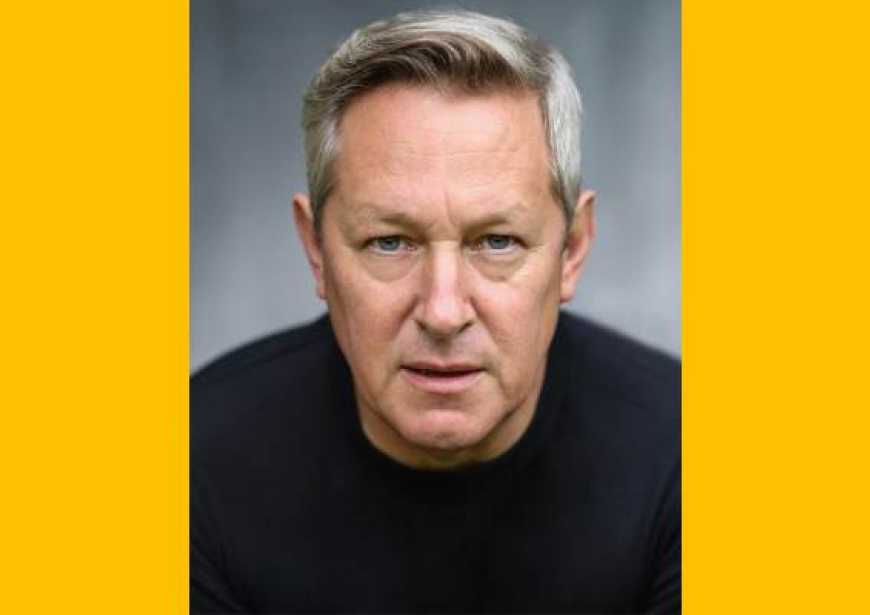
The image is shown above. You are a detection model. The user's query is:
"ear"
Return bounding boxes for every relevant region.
[292,193,326,300]
[560,190,596,304]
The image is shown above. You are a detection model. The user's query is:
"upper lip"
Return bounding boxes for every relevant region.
[402,362,482,373]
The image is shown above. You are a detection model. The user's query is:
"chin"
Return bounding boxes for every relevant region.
[398,408,493,452]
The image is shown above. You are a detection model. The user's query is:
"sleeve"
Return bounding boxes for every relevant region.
[644,460,681,614]
[190,468,252,613]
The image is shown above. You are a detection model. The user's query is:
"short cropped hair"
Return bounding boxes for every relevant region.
[301,9,583,230]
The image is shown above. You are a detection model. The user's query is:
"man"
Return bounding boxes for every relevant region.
[192,9,680,614]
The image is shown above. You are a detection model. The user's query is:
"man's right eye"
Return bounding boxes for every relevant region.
[367,236,412,253]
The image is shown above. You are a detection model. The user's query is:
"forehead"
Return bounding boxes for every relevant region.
[332,85,554,216]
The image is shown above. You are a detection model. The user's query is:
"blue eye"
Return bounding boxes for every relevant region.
[375,237,401,251]
[369,236,412,253]
[482,234,516,251]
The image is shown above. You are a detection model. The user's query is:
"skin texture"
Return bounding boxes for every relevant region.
[294,84,595,469]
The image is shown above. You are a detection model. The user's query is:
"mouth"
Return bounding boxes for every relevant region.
[400,364,484,394]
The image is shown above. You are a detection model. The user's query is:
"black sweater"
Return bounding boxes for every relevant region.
[191,312,681,613]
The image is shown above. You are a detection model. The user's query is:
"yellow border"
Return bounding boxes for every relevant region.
[3,0,869,612]
[1,1,188,612]
[684,1,869,612]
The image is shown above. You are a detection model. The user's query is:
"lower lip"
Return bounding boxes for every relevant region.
[400,368,483,394]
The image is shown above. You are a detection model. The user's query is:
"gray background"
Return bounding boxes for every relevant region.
[191,0,680,372]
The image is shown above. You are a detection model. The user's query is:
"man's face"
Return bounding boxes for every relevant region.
[295,85,593,468]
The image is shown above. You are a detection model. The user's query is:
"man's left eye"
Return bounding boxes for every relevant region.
[479,234,517,252]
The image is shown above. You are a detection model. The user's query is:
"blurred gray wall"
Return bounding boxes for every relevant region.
[191,0,680,372]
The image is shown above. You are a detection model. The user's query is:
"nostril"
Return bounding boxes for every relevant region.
[417,293,468,334]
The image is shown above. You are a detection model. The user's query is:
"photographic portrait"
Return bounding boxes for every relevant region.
[191,1,680,613]
[191,0,680,372]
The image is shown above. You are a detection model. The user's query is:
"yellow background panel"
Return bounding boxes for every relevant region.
[684,0,870,612]
[0,1,187,613]
[0,1,868,613]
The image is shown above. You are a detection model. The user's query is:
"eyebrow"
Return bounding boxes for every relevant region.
[350,201,532,231]
[353,205,419,227]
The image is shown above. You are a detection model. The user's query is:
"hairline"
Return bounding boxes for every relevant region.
[302,10,582,235]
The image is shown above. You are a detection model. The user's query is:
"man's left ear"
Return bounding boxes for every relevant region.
[560,190,596,304]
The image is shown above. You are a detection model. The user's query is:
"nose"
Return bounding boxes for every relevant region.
[415,244,474,339]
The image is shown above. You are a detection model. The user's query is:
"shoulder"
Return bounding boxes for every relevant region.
[557,311,680,418]
[553,313,680,556]
[190,314,342,453]
[553,312,680,472]
[192,314,334,389]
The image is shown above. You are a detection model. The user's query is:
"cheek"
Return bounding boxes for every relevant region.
[324,252,413,362]
[471,257,562,379]
[472,251,563,321]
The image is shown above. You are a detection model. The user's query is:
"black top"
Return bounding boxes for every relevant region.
[191,312,681,614]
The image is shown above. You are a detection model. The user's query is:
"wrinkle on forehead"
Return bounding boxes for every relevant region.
[345,199,538,228]
[330,84,555,230]
[342,86,545,166]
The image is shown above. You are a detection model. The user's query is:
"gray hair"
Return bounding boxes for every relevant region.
[301,9,583,229]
